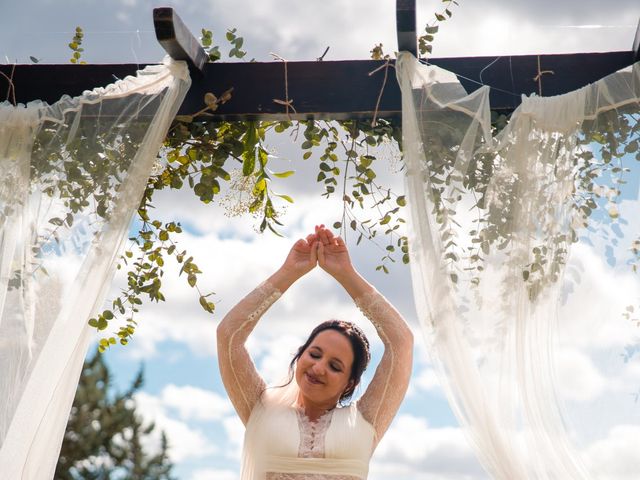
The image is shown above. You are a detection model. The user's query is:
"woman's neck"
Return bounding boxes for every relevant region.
[295,393,337,422]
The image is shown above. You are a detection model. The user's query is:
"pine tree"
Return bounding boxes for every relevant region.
[55,351,175,480]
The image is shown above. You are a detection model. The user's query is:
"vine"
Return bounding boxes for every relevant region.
[87,28,411,349]
[38,3,637,352]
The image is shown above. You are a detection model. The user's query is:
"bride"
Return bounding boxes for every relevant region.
[217,225,413,479]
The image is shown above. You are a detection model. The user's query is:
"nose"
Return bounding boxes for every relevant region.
[311,361,326,376]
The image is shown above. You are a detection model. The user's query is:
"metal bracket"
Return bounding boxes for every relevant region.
[153,7,208,73]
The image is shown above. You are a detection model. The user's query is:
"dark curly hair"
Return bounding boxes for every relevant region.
[283,319,371,404]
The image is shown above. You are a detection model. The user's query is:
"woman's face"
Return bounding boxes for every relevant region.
[295,329,355,408]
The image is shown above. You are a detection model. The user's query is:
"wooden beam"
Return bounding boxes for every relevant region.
[153,7,207,73]
[396,0,417,57]
[0,51,634,119]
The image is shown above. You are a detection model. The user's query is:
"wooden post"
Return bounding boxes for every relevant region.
[396,0,417,56]
[153,7,207,73]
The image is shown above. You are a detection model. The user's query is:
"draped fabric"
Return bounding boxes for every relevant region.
[0,58,190,479]
[397,52,640,479]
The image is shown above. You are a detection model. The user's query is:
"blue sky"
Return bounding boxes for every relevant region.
[3,1,640,479]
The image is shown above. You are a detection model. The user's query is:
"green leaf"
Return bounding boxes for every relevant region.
[276,193,294,203]
[242,151,256,176]
[254,178,267,192]
[273,170,295,178]
[199,295,215,313]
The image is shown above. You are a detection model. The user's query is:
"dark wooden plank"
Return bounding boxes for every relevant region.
[0,64,142,106]
[1,51,635,119]
[430,51,636,112]
[180,60,401,121]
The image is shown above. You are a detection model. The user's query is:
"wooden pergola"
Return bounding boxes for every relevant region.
[2,1,639,119]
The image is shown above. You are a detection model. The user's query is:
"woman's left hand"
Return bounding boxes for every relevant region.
[316,226,354,280]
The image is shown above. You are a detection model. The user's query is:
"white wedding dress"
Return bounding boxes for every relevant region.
[217,281,413,480]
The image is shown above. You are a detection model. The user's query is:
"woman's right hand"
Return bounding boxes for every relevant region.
[280,233,319,279]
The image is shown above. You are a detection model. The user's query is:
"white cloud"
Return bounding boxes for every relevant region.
[372,414,487,480]
[584,424,640,480]
[161,384,233,421]
[115,11,131,24]
[191,468,239,480]
[222,415,245,460]
[134,391,217,462]
[555,348,607,402]
[412,366,442,394]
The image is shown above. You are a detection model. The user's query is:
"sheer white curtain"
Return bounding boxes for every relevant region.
[0,58,190,479]
[397,52,640,479]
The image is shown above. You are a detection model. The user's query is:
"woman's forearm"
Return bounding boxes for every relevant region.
[332,266,376,300]
[266,265,306,294]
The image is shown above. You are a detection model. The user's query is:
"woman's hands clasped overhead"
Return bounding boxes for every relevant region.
[281,225,353,280]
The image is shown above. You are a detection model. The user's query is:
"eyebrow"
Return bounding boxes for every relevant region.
[309,346,346,368]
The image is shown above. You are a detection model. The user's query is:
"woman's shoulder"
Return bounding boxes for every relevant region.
[260,383,299,408]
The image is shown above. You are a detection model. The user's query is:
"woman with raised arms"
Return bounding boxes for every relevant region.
[217,225,414,479]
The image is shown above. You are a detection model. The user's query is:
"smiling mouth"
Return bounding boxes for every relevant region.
[305,373,324,385]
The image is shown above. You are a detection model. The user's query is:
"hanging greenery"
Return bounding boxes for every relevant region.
[41,6,637,351]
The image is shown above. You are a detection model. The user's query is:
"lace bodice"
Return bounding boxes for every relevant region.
[265,409,360,480]
[217,277,413,479]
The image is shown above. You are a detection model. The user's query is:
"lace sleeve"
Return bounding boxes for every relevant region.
[217,281,282,425]
[355,289,413,446]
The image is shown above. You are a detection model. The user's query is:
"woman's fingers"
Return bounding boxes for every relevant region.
[320,227,335,246]
[313,225,345,250]
[309,240,319,264]
[317,240,325,264]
